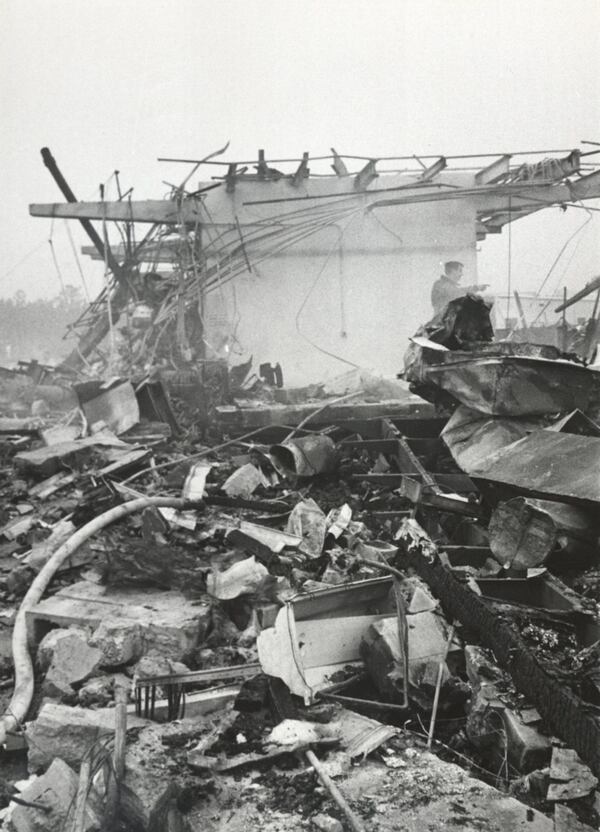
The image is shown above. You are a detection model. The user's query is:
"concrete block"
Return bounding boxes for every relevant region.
[42,631,102,699]
[25,701,147,773]
[37,627,90,672]
[89,617,145,665]
[120,725,184,832]
[28,580,211,664]
[9,757,101,832]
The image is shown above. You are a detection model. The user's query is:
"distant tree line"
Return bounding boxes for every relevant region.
[0,285,86,367]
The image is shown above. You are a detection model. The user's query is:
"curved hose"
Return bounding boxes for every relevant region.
[0,496,203,746]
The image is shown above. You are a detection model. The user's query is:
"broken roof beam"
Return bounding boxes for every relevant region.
[369,168,600,212]
[81,243,179,262]
[419,156,447,182]
[555,274,600,312]
[478,205,544,233]
[354,159,378,191]
[475,154,511,185]
[29,199,203,225]
[473,168,600,215]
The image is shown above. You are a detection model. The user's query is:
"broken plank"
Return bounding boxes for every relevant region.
[30,199,203,224]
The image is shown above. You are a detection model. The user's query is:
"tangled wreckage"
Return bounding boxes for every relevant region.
[1,146,600,831]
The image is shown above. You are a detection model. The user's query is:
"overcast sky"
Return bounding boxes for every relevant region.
[1,0,599,305]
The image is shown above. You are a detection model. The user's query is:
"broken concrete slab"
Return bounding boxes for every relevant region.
[8,757,101,832]
[37,626,91,672]
[547,747,599,801]
[120,724,184,832]
[27,580,211,664]
[13,431,129,479]
[25,701,148,772]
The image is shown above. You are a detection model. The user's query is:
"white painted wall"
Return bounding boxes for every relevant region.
[200,173,478,386]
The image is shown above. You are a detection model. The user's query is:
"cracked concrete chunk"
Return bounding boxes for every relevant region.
[41,631,102,700]
[90,617,144,665]
[9,757,101,832]
[25,701,147,773]
[120,724,185,832]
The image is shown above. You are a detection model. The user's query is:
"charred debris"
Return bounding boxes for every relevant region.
[0,148,600,831]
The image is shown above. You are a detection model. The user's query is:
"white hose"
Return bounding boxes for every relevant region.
[0,496,203,746]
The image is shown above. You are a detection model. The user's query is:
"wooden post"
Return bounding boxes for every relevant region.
[562,286,568,352]
[71,758,91,832]
[103,684,128,830]
[393,578,410,708]
[40,148,123,281]
[427,624,456,750]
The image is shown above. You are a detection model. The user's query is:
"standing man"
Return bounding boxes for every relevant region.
[431,261,488,317]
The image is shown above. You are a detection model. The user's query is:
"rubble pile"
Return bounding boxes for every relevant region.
[0,320,599,832]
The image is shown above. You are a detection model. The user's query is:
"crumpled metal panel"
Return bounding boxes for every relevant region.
[424,356,596,416]
[441,405,543,473]
[470,429,600,507]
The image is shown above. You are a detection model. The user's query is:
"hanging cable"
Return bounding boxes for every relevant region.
[100,184,117,371]
[529,205,594,325]
[294,211,362,369]
[506,196,512,325]
[63,221,91,301]
[48,219,66,295]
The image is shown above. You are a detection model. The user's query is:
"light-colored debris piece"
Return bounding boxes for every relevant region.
[223,462,269,497]
[312,813,344,832]
[207,555,269,600]
[182,461,213,499]
[286,498,327,558]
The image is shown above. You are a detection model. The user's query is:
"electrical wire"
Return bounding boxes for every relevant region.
[294,214,362,369]
[64,220,91,301]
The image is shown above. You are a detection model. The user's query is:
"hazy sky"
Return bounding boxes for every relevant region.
[1,0,599,304]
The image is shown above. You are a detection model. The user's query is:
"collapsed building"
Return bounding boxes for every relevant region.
[0,145,600,831]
